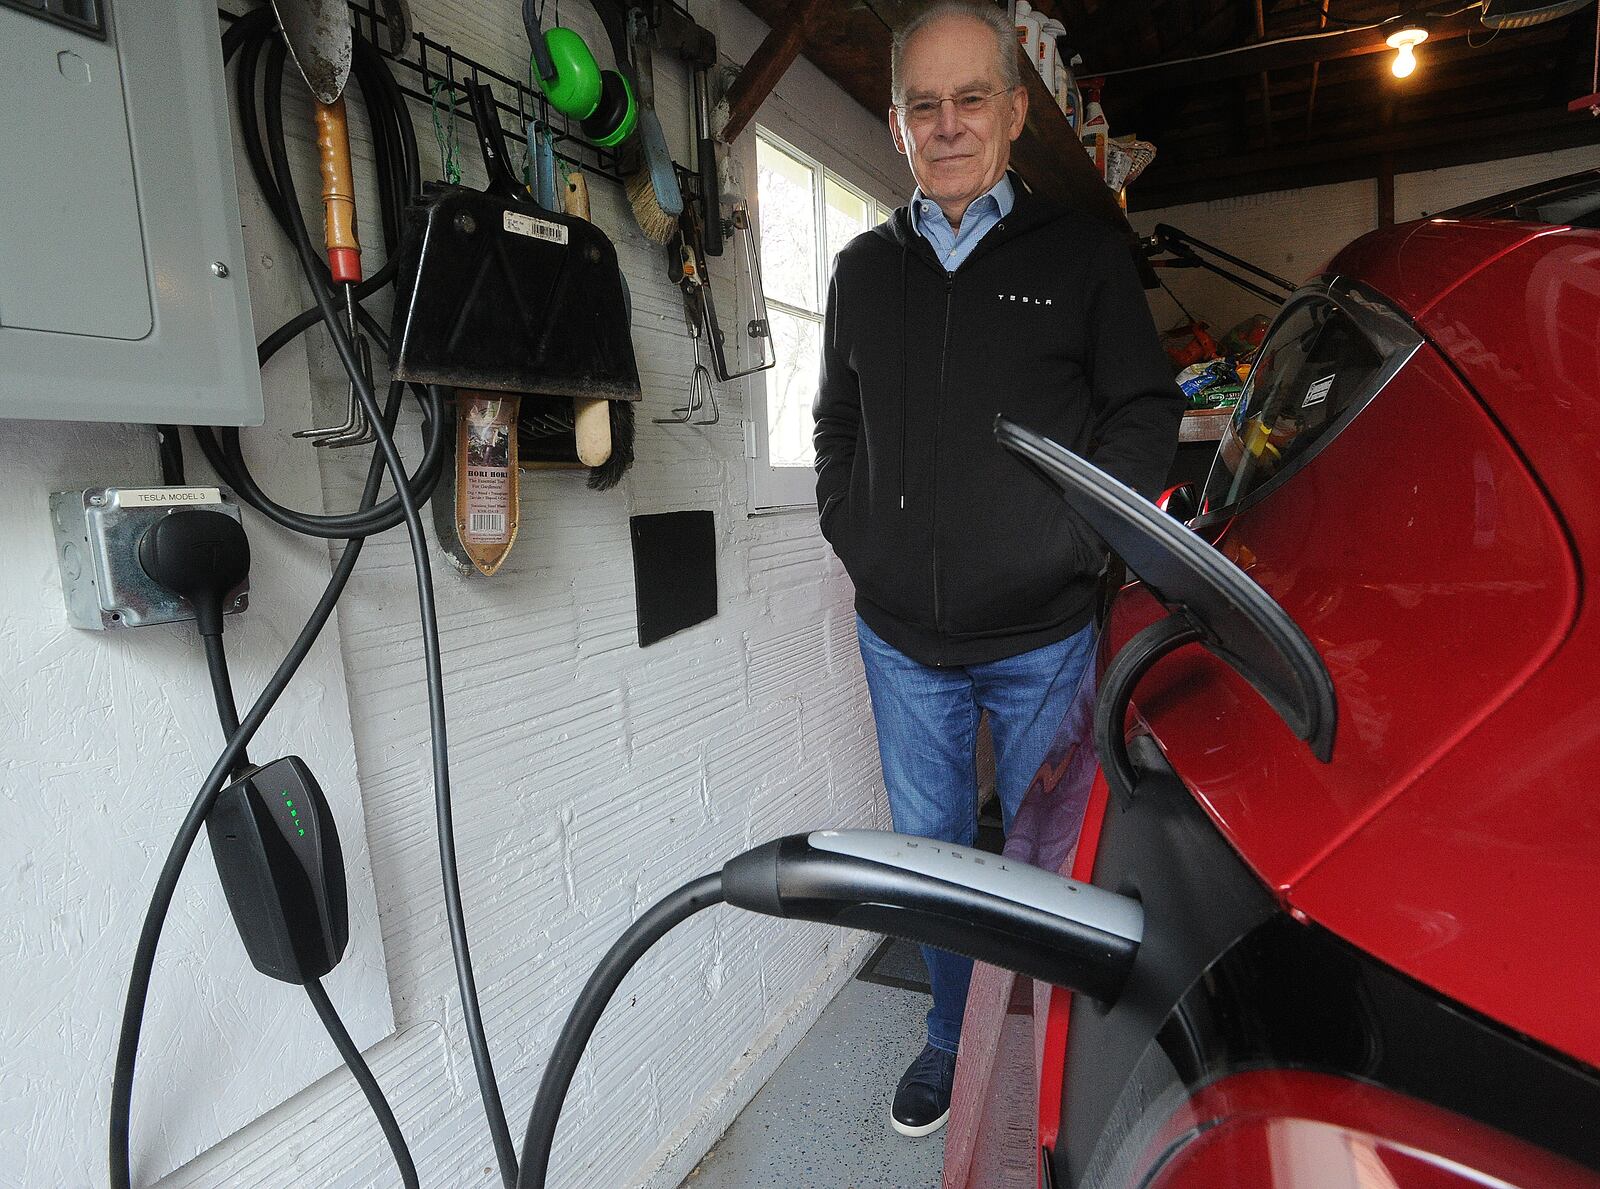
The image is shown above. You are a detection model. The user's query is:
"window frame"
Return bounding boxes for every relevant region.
[1196,277,1422,529]
[747,128,891,513]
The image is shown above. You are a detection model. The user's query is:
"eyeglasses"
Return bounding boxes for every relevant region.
[894,87,1016,128]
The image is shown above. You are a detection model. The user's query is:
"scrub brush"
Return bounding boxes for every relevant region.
[628,161,680,243]
[626,26,683,243]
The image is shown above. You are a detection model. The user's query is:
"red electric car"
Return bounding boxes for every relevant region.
[955,169,1600,1189]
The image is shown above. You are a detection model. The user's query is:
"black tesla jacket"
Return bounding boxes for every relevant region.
[813,177,1183,667]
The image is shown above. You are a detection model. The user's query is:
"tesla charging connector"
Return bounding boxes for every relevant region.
[722,830,1143,1003]
[518,830,1146,1188]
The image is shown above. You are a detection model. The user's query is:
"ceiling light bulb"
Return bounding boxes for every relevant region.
[1386,26,1428,79]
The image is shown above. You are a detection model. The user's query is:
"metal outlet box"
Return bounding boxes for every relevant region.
[50,486,250,630]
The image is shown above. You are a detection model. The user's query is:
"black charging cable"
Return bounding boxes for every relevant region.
[119,13,514,1186]
[110,386,408,1189]
[305,979,420,1189]
[203,632,246,750]
[136,505,421,1188]
[155,424,186,486]
[136,506,255,770]
[256,44,521,1180]
[515,875,726,1189]
[116,14,515,1186]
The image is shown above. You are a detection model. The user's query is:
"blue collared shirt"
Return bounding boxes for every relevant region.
[909,173,1015,272]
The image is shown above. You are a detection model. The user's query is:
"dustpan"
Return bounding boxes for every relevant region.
[388,80,642,405]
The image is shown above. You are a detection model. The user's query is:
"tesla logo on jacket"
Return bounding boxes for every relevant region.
[812,176,1183,669]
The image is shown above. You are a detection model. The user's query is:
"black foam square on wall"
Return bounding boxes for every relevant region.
[630,510,717,647]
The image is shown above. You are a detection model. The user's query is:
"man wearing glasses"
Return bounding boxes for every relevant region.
[813,0,1181,1139]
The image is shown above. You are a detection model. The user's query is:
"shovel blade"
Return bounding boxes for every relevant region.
[271,0,353,104]
[389,186,642,404]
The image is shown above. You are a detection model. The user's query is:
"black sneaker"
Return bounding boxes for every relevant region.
[890,1043,957,1137]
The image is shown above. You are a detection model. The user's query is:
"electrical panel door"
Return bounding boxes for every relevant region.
[0,0,264,425]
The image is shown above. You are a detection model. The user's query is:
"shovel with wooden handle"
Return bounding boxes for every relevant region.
[271,0,372,446]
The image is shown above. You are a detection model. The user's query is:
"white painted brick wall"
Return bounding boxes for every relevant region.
[1,2,914,1187]
[183,2,913,1186]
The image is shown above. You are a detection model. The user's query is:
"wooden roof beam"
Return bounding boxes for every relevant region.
[715,0,829,144]
[1254,0,1273,148]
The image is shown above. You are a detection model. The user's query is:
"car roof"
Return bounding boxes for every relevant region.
[1435,167,1600,228]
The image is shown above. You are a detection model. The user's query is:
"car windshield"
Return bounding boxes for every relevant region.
[1438,171,1600,229]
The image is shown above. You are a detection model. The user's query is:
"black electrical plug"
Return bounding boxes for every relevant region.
[138,509,251,637]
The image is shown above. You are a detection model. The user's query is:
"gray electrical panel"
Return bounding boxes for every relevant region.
[0,0,264,425]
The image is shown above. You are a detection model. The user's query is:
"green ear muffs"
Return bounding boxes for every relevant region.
[582,70,637,147]
[533,27,602,119]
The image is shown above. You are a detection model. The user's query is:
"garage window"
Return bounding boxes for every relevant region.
[750,131,888,511]
[1201,280,1420,522]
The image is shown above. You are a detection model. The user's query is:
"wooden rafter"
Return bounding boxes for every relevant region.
[1306,0,1329,134]
[1097,8,1484,89]
[1253,0,1272,147]
[716,0,829,143]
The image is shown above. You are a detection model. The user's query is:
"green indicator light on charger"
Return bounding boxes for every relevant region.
[279,790,305,839]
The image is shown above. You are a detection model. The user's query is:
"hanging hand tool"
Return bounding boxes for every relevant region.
[389,78,640,503]
[453,393,520,576]
[692,66,722,258]
[655,241,717,425]
[685,296,718,425]
[561,167,615,465]
[392,78,640,404]
[667,202,772,383]
[624,8,684,244]
[528,119,560,212]
[377,0,411,56]
[272,0,374,448]
[270,0,352,107]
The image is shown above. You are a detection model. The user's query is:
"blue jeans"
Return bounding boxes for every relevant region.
[857,616,1096,1055]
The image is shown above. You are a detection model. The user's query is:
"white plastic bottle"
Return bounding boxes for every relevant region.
[1079,78,1109,178]
[1058,52,1083,130]
[1014,2,1044,80]
[1038,18,1065,97]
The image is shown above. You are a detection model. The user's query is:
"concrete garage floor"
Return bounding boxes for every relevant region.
[681,943,943,1189]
